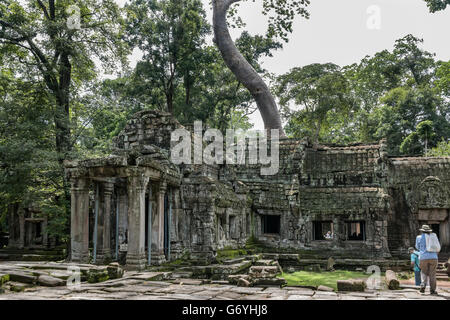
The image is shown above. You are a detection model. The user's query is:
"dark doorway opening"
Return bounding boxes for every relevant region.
[431,224,440,240]
[261,215,280,234]
[313,221,334,240]
[346,221,366,241]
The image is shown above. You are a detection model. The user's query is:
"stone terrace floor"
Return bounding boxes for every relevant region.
[1,271,450,300]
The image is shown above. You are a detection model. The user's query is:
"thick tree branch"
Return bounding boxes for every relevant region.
[36,0,50,20]
[212,0,285,134]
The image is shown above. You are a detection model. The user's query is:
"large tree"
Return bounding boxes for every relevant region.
[0,0,126,163]
[276,63,354,144]
[124,0,282,131]
[212,0,310,134]
[125,0,210,115]
[0,1,126,250]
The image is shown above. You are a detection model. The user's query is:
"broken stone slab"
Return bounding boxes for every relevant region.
[16,263,91,277]
[253,278,286,287]
[211,260,253,276]
[210,280,229,285]
[337,279,366,292]
[227,274,251,285]
[37,275,66,287]
[287,295,313,300]
[171,271,194,279]
[8,271,36,284]
[125,272,171,281]
[171,278,203,285]
[317,285,334,292]
[254,259,276,266]
[237,278,251,287]
[249,266,278,278]
[8,281,32,292]
[223,257,246,265]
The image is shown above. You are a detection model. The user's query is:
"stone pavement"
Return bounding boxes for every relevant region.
[1,271,449,300]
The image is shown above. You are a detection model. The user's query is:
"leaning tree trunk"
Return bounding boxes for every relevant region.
[213,0,285,135]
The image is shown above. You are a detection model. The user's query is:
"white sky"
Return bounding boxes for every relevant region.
[115,0,450,130]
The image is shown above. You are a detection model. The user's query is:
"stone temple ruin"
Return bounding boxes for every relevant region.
[62,110,450,270]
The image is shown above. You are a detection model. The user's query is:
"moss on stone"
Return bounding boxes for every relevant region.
[0,274,10,286]
[216,248,248,263]
[87,270,110,283]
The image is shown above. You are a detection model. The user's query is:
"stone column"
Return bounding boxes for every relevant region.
[42,217,48,247]
[97,181,114,263]
[152,181,167,265]
[18,210,25,249]
[7,205,17,248]
[71,178,90,263]
[118,189,128,249]
[126,174,149,270]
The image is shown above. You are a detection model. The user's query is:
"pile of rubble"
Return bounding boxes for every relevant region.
[0,262,123,293]
[228,258,286,287]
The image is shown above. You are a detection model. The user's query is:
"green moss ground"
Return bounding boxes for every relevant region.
[279,270,373,290]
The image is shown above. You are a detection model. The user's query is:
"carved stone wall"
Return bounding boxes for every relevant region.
[64,110,450,266]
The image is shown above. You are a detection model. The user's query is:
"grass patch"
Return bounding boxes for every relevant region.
[279,270,372,290]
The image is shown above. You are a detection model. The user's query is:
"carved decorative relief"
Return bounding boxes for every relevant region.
[418,176,446,209]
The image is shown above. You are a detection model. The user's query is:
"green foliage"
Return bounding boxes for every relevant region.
[261,0,310,41]
[0,0,127,241]
[278,35,450,154]
[424,0,450,12]
[428,139,450,156]
[276,63,355,144]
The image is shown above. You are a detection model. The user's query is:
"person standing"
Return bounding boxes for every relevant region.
[408,247,421,286]
[415,225,440,295]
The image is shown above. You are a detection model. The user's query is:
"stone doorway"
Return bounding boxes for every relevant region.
[431,224,440,239]
[418,208,450,252]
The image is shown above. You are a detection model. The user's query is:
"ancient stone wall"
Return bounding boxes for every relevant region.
[64,110,450,267]
[387,157,450,255]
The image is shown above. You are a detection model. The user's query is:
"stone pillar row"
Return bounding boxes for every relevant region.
[70,176,174,270]
[71,178,115,264]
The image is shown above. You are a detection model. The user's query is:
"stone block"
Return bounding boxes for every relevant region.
[317,285,334,292]
[37,275,65,287]
[107,263,124,280]
[253,278,286,287]
[337,279,366,292]
[249,266,278,278]
[8,271,36,284]
[237,278,251,287]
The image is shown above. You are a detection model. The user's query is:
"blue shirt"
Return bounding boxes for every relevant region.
[415,234,438,260]
[410,251,420,272]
